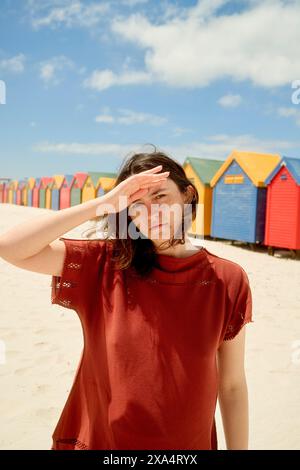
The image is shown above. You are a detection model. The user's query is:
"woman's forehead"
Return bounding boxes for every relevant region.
[133,178,177,204]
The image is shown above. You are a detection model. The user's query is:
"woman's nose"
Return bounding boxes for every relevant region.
[148,202,166,224]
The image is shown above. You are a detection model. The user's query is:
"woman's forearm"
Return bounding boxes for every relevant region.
[0,196,110,261]
[218,382,249,450]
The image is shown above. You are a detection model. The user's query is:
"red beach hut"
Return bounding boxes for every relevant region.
[0,178,11,203]
[264,156,300,250]
[32,178,41,207]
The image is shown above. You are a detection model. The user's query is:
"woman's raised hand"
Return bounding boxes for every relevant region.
[96,165,170,214]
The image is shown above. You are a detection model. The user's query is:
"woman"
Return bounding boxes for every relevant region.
[0,146,253,450]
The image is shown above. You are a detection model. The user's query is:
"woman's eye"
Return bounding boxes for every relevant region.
[155,194,165,200]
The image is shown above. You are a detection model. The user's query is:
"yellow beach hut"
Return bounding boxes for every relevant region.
[7,180,18,204]
[45,180,54,209]
[96,172,116,196]
[183,157,224,237]
[81,172,98,203]
[82,172,116,203]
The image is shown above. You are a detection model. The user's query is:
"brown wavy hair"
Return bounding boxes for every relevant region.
[83,144,199,278]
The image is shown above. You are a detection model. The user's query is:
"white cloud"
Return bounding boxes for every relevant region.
[165,133,295,161]
[171,127,193,137]
[95,114,115,124]
[120,108,167,125]
[32,141,135,156]
[0,54,25,73]
[27,0,110,29]
[95,107,167,126]
[278,106,300,127]
[108,0,300,89]
[39,55,74,85]
[32,133,298,160]
[83,69,152,91]
[218,93,242,108]
[184,0,231,21]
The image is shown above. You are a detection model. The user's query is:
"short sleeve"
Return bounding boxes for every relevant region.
[51,237,88,312]
[222,267,254,342]
[51,236,108,314]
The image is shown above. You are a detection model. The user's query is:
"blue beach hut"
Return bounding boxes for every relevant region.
[210,150,281,243]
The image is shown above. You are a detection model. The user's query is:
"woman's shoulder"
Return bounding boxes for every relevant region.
[51,237,116,312]
[59,236,113,250]
[58,236,115,266]
[204,247,249,284]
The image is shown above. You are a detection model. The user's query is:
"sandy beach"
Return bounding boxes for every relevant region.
[0,203,299,450]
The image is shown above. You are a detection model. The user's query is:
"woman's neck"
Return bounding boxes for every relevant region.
[155,237,202,258]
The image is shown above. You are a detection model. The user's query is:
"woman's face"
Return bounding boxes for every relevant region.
[128,177,193,246]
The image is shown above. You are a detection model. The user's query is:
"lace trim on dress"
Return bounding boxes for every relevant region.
[223,311,254,341]
[51,238,85,309]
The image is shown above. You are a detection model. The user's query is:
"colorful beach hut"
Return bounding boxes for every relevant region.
[25,177,36,207]
[60,175,74,210]
[45,180,54,209]
[264,156,300,250]
[50,175,65,211]
[82,171,116,202]
[0,182,4,203]
[82,173,98,203]
[0,178,11,203]
[96,172,116,196]
[39,177,54,208]
[210,150,281,243]
[21,179,29,206]
[70,173,88,207]
[183,157,224,237]
[16,180,27,205]
[7,180,18,204]
[32,178,41,207]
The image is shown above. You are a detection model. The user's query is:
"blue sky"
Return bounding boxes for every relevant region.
[1,0,300,179]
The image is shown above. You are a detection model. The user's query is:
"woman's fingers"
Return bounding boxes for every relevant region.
[113,168,170,208]
[138,165,163,174]
[126,171,169,192]
[139,179,167,188]
[135,172,170,184]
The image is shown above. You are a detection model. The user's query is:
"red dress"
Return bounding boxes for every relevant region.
[50,237,253,450]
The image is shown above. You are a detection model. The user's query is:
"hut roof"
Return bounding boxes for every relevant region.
[18,180,28,190]
[184,157,224,185]
[34,177,41,188]
[52,175,65,189]
[24,177,36,189]
[265,156,300,185]
[210,150,281,188]
[45,180,55,189]
[88,171,117,187]
[73,172,88,188]
[9,180,18,189]
[41,177,54,188]
[63,174,74,187]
